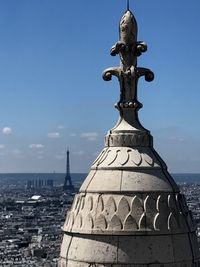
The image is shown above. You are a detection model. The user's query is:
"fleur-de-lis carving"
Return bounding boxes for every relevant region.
[103,10,154,112]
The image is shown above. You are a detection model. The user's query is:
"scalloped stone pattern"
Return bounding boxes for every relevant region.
[63,192,196,235]
[91,147,161,170]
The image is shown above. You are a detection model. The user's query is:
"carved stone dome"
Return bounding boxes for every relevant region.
[59,7,200,267]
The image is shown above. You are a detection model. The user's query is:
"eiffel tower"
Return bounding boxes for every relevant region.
[63,149,74,192]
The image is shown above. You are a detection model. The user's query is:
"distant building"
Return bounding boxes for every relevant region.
[26,179,53,189]
[63,150,74,192]
[46,179,53,188]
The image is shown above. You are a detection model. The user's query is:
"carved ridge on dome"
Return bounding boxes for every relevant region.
[63,193,195,235]
[105,133,152,147]
[91,147,163,169]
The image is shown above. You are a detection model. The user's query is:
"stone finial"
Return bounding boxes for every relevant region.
[59,5,200,267]
[103,10,154,111]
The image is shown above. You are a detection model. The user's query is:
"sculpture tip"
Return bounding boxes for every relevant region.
[127,0,130,11]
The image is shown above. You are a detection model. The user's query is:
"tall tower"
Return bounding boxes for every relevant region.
[63,150,74,192]
[60,6,200,267]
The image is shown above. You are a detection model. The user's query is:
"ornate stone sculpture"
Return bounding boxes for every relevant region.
[59,6,200,267]
[103,10,154,111]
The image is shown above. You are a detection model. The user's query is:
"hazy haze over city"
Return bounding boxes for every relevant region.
[0,0,200,173]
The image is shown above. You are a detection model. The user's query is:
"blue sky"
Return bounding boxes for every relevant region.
[0,0,200,173]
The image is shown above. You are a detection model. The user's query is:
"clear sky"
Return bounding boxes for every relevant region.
[0,0,200,173]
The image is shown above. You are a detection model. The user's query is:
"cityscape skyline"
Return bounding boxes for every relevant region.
[0,173,199,266]
[0,0,200,173]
